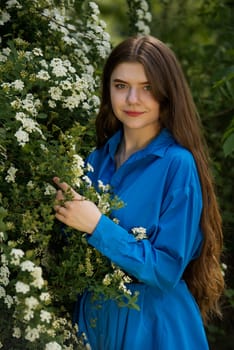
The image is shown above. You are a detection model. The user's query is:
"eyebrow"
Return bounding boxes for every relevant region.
[112,78,150,85]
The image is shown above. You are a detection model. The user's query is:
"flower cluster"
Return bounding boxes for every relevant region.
[127,0,152,35]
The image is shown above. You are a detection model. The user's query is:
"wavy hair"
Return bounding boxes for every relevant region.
[95,35,224,323]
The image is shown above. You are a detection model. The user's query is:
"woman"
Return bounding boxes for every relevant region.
[53,35,224,349]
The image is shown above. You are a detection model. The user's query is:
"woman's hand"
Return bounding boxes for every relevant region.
[53,177,101,234]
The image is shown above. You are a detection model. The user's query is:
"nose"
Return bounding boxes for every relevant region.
[126,87,139,104]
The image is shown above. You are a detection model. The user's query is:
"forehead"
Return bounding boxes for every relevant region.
[111,62,148,82]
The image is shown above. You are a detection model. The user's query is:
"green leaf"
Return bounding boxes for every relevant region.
[223,132,234,157]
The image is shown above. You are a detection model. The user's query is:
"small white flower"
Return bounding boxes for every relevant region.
[15,281,30,294]
[27,180,34,189]
[45,341,62,350]
[20,260,35,272]
[23,309,34,321]
[40,292,51,303]
[60,80,72,90]
[0,286,6,298]
[6,0,22,9]
[0,11,11,25]
[5,165,18,183]
[86,163,94,172]
[131,227,148,240]
[4,294,14,308]
[25,296,39,309]
[48,99,56,108]
[30,266,44,289]
[49,86,62,100]
[44,184,56,196]
[0,231,6,241]
[11,79,24,91]
[10,248,24,265]
[14,127,29,146]
[82,175,92,187]
[40,309,52,323]
[36,70,50,80]
[0,265,10,286]
[102,274,111,286]
[12,327,21,339]
[98,180,110,192]
[32,48,43,56]
[25,326,40,342]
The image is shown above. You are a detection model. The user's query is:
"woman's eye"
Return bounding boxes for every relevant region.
[143,85,152,91]
[115,83,126,89]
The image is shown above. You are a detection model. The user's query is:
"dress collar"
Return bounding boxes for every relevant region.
[106,128,176,161]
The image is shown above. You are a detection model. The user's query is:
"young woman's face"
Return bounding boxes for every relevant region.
[110,62,161,135]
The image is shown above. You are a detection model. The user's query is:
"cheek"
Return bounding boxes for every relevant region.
[110,91,122,111]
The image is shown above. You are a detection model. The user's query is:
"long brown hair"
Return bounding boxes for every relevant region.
[95,35,224,323]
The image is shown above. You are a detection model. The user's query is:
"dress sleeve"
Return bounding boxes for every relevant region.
[87,183,203,291]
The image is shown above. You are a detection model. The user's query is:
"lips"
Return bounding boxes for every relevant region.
[124,110,144,117]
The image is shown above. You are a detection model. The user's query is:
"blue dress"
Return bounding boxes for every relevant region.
[74,128,209,349]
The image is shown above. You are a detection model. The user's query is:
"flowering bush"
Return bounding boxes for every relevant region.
[0,0,151,348]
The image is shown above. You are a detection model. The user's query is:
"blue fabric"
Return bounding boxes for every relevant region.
[74,128,209,349]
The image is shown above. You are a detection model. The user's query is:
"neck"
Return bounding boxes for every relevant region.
[116,126,161,168]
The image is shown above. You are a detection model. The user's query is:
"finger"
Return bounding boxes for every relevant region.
[54,205,66,216]
[56,190,64,201]
[53,177,80,199]
[53,177,71,192]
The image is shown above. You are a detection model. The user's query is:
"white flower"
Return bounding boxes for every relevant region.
[27,180,34,189]
[44,184,56,195]
[12,327,21,339]
[45,342,62,350]
[60,79,72,90]
[6,0,22,9]
[0,286,6,298]
[4,294,14,308]
[49,86,62,100]
[0,231,6,242]
[10,248,24,265]
[62,93,82,110]
[138,0,149,11]
[89,2,100,14]
[25,296,39,309]
[48,99,56,108]
[23,309,34,321]
[0,265,10,286]
[0,11,11,25]
[20,260,35,272]
[82,175,92,187]
[98,180,110,192]
[11,97,22,109]
[40,309,52,323]
[102,274,111,286]
[30,266,44,289]
[5,165,18,183]
[15,281,30,294]
[32,48,43,56]
[0,54,8,62]
[1,254,8,264]
[11,79,24,91]
[86,163,94,172]
[25,326,40,342]
[14,127,29,146]
[131,227,148,240]
[2,47,11,56]
[40,292,51,303]
[36,70,50,80]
